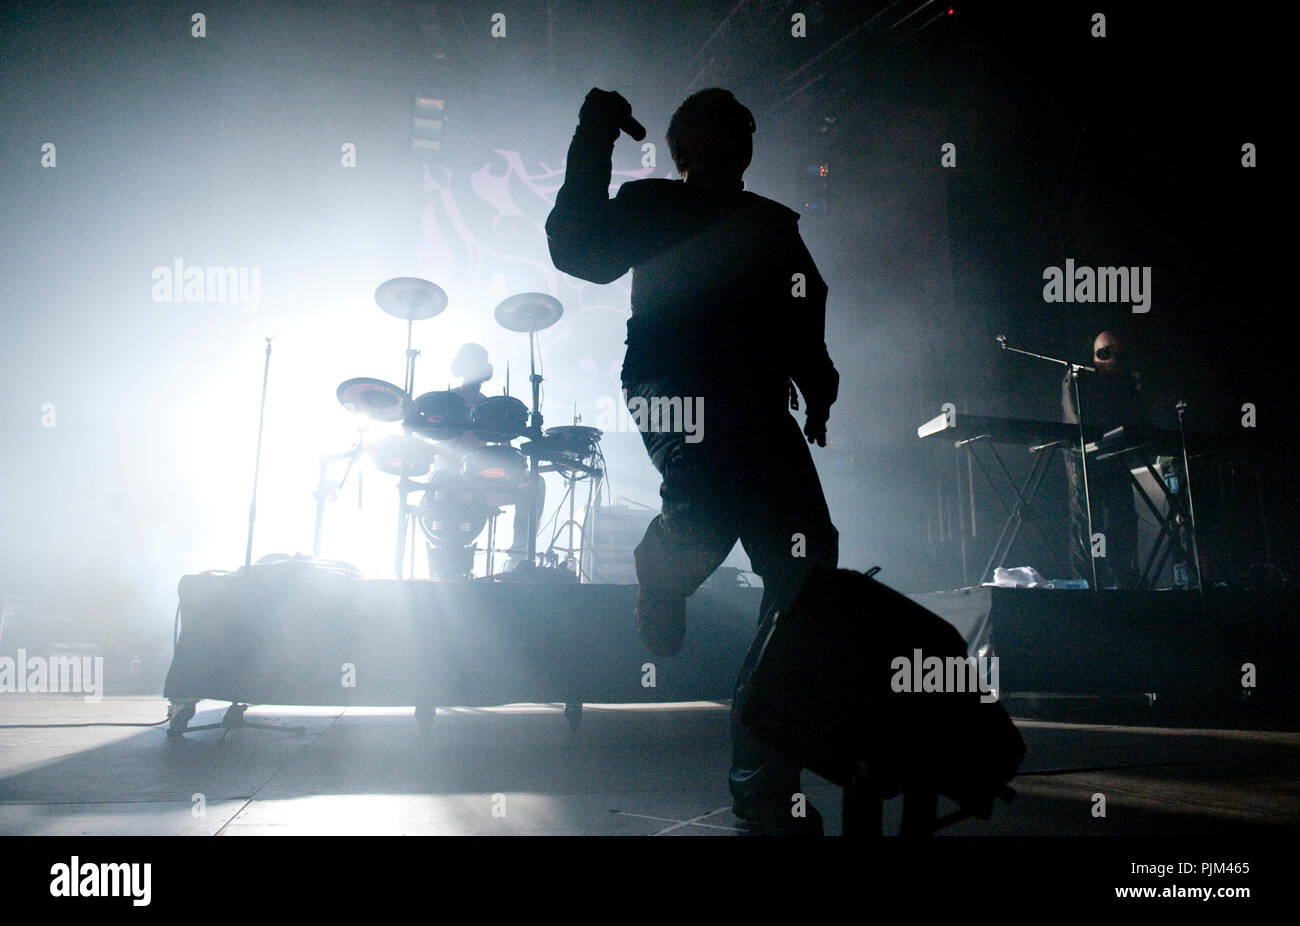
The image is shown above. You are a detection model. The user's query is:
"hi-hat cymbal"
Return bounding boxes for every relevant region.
[336,377,409,422]
[374,277,448,321]
[494,292,563,333]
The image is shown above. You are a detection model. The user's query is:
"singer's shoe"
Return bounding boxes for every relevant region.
[635,585,687,657]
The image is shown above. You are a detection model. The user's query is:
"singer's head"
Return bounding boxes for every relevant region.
[667,88,755,189]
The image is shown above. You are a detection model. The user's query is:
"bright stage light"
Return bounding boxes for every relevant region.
[167,267,572,580]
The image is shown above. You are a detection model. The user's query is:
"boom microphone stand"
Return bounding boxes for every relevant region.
[1175,400,1204,594]
[996,335,1100,593]
[245,336,274,568]
[173,336,305,739]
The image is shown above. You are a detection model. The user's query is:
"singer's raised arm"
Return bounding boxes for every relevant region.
[545,115,645,285]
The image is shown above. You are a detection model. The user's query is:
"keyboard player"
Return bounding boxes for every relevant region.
[1061,330,1150,588]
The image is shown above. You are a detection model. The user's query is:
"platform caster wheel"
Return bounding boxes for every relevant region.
[564,702,582,732]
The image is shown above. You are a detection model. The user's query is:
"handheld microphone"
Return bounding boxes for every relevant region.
[619,114,646,142]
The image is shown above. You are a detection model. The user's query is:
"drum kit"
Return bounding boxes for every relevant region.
[311,277,605,581]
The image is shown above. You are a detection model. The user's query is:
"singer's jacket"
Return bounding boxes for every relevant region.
[545,122,838,413]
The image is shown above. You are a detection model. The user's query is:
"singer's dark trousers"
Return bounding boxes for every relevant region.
[624,380,839,809]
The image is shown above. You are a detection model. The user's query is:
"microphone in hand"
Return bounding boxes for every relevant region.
[620,113,647,141]
[580,88,645,141]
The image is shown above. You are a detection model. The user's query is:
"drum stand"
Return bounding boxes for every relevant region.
[425,540,478,581]
[483,508,505,577]
[392,320,423,578]
[524,327,545,568]
[311,437,364,559]
[549,465,600,579]
[373,276,447,580]
[492,292,565,577]
[394,474,421,579]
[556,469,583,575]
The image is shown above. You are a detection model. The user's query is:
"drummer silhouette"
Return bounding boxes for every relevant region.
[440,342,544,572]
[449,342,493,411]
[546,88,839,835]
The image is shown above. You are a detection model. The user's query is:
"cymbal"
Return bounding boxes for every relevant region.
[336,377,409,422]
[374,277,448,321]
[545,425,604,443]
[494,292,563,333]
[519,436,603,478]
[528,425,602,467]
[366,434,437,478]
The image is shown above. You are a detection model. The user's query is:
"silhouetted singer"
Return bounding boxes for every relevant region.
[546,87,839,834]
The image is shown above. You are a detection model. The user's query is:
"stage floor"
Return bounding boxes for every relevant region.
[1,695,1297,836]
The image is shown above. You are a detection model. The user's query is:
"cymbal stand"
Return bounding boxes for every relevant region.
[394,319,423,579]
[524,327,545,566]
[549,467,603,579]
[402,317,420,397]
[549,412,601,579]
